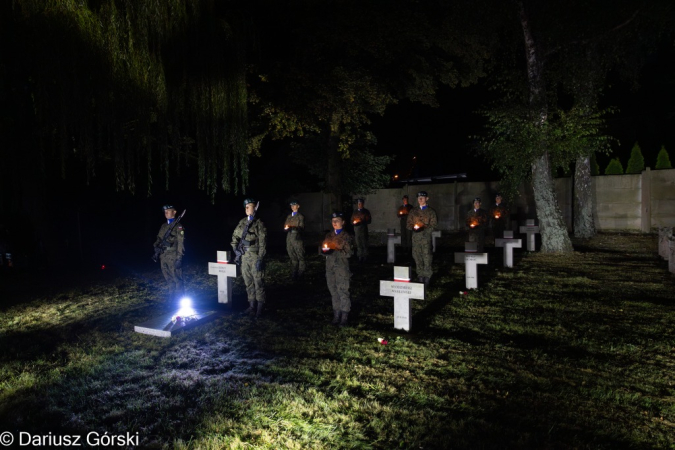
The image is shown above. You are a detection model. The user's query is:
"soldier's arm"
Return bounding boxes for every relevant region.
[429,210,438,230]
[231,222,241,251]
[342,234,354,258]
[365,210,372,224]
[406,211,414,230]
[297,214,305,230]
[176,225,185,257]
[257,221,267,259]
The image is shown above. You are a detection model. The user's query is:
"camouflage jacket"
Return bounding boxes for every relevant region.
[154,221,185,256]
[231,217,267,259]
[397,204,413,219]
[322,230,354,260]
[284,213,305,239]
[406,206,438,235]
[466,208,490,230]
[489,204,510,223]
[350,209,372,228]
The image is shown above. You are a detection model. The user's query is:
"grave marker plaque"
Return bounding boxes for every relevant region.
[454,242,488,289]
[208,251,240,305]
[519,219,540,251]
[379,266,425,331]
[495,230,522,268]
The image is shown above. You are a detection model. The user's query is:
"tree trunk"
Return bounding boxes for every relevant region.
[532,152,574,252]
[573,46,600,239]
[574,154,595,238]
[519,0,573,253]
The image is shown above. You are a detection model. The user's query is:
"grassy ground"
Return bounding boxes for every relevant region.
[0,232,674,449]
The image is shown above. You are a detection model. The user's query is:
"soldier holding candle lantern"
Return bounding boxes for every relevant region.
[320,212,354,327]
[466,197,489,252]
[489,193,510,240]
[397,195,414,252]
[406,191,437,286]
[284,200,305,281]
[350,198,372,263]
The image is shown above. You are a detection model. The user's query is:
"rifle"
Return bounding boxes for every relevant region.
[152,209,186,262]
[234,202,259,265]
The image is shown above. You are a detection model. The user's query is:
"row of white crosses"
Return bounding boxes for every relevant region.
[207,221,540,331]
[381,220,539,331]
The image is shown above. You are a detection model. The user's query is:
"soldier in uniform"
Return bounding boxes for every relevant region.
[466,197,489,252]
[350,198,371,263]
[406,191,437,286]
[284,200,306,280]
[397,195,414,252]
[321,212,354,327]
[489,193,510,241]
[153,204,185,300]
[231,198,267,318]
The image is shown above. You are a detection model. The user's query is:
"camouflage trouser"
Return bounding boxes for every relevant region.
[354,226,368,259]
[160,251,183,291]
[242,252,265,303]
[469,228,486,252]
[412,233,433,278]
[326,257,351,312]
[286,236,306,274]
[400,218,412,249]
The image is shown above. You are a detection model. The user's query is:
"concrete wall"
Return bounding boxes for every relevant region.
[293,168,675,233]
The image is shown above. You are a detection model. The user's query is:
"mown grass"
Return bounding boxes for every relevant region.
[1,232,674,449]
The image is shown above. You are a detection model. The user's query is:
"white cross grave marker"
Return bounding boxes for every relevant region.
[379,266,425,331]
[659,227,672,260]
[387,229,402,264]
[519,219,540,251]
[454,242,488,290]
[432,230,441,253]
[495,230,522,268]
[208,251,240,305]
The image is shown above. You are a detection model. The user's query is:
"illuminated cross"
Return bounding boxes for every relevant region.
[387,229,401,263]
[495,230,522,268]
[519,219,540,251]
[379,266,425,331]
[454,242,488,290]
[208,251,240,305]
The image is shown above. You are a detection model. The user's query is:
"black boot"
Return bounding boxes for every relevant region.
[417,276,424,283]
[332,310,341,325]
[292,270,298,281]
[243,301,256,316]
[255,301,264,319]
[339,311,349,327]
[424,277,431,287]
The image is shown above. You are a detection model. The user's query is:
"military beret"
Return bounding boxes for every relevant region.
[417,191,428,197]
[495,193,502,198]
[356,198,365,203]
[243,198,256,207]
[474,197,482,202]
[331,211,344,218]
[402,195,409,199]
[162,204,176,211]
[289,200,299,206]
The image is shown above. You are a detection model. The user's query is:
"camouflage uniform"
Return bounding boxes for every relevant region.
[154,220,185,293]
[466,207,490,252]
[284,211,306,277]
[398,202,413,250]
[489,202,510,240]
[351,207,371,261]
[322,229,354,313]
[231,216,267,304]
[407,205,438,279]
